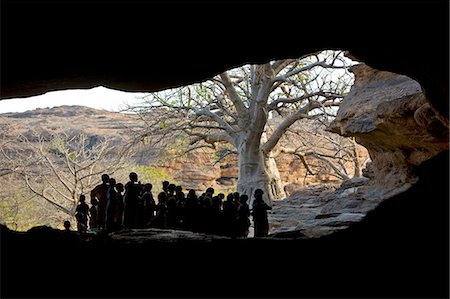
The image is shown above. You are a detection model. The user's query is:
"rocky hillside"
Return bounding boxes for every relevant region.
[0,105,369,196]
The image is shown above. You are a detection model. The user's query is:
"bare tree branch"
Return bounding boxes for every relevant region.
[219,72,249,119]
[24,175,72,215]
[194,108,236,136]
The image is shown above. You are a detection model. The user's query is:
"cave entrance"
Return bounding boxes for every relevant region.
[0,50,380,239]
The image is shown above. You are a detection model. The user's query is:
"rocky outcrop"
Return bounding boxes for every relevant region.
[330,64,448,198]
[269,64,449,237]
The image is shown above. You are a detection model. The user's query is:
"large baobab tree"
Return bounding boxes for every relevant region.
[130,50,356,206]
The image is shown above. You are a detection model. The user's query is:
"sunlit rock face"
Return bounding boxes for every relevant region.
[269,64,449,237]
[330,63,449,197]
[269,180,375,238]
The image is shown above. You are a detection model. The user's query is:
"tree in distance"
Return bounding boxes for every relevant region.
[128,50,358,206]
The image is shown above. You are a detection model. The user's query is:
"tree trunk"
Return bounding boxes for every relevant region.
[236,138,286,207]
[264,155,287,200]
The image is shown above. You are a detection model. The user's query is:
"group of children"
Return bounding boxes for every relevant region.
[72,172,272,238]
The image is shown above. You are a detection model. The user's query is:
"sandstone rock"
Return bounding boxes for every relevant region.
[270,65,448,237]
[339,177,369,189]
[330,64,449,198]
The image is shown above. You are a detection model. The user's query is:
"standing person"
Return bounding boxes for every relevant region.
[123,172,141,228]
[106,178,118,232]
[251,189,272,237]
[75,194,89,233]
[63,220,71,232]
[183,189,198,231]
[89,198,99,232]
[90,173,110,231]
[153,192,168,229]
[114,183,125,230]
[222,193,237,237]
[236,194,251,238]
[162,181,170,195]
[142,183,155,227]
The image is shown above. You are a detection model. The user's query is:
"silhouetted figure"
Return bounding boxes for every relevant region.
[217,192,225,202]
[123,172,142,229]
[106,178,119,232]
[162,180,170,195]
[175,187,186,228]
[251,189,272,237]
[114,183,125,229]
[136,184,146,229]
[222,193,238,237]
[211,195,223,235]
[183,189,198,231]
[166,193,178,228]
[89,198,98,232]
[142,183,155,226]
[90,173,110,231]
[75,194,89,233]
[205,187,215,197]
[153,192,168,228]
[167,183,176,197]
[63,220,71,232]
[233,192,240,204]
[236,194,251,238]
[201,191,214,234]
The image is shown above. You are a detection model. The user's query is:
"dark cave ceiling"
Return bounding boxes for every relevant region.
[1,1,448,117]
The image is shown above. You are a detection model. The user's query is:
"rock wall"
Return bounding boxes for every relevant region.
[330,63,449,198]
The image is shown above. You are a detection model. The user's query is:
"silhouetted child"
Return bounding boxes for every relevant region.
[142,183,155,226]
[75,194,89,233]
[251,189,272,237]
[153,192,168,228]
[89,198,99,232]
[236,194,251,238]
[63,220,71,231]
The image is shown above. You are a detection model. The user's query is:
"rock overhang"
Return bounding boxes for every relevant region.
[1,1,448,121]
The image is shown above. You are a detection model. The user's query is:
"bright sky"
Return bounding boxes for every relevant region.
[0,86,147,114]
